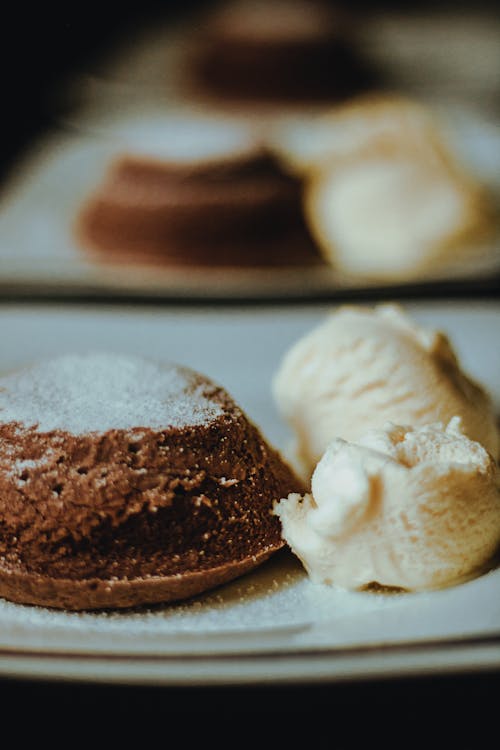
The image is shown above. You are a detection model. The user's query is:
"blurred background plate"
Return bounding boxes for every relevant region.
[0,299,498,685]
[0,1,499,302]
[0,107,499,302]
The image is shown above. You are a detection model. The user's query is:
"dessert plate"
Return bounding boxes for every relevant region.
[0,299,498,685]
[0,110,499,302]
[1,5,499,301]
[1,7,499,303]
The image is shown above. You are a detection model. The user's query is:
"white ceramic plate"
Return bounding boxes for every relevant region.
[0,299,498,685]
[0,112,499,302]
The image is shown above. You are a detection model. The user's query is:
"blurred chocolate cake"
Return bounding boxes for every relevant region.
[75,115,320,267]
[187,0,374,104]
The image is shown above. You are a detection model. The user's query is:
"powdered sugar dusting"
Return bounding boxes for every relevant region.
[0,353,224,435]
[6,450,57,486]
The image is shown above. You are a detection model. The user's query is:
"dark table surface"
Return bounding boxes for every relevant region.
[1,671,499,739]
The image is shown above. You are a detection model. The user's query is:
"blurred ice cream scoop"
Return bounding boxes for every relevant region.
[273,304,499,478]
[303,140,495,283]
[274,418,500,591]
[270,93,497,283]
[271,93,439,174]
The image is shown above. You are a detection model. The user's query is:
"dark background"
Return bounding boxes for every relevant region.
[0,1,201,181]
[1,671,500,736]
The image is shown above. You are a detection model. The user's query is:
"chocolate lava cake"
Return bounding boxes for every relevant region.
[188,0,374,104]
[75,120,320,268]
[0,353,301,610]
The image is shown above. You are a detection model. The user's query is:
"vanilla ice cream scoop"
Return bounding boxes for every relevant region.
[274,418,500,591]
[271,93,438,175]
[271,94,497,284]
[303,141,495,284]
[273,304,499,478]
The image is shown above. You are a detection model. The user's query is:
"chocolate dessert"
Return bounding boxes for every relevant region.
[0,353,301,610]
[76,147,319,267]
[188,0,374,104]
